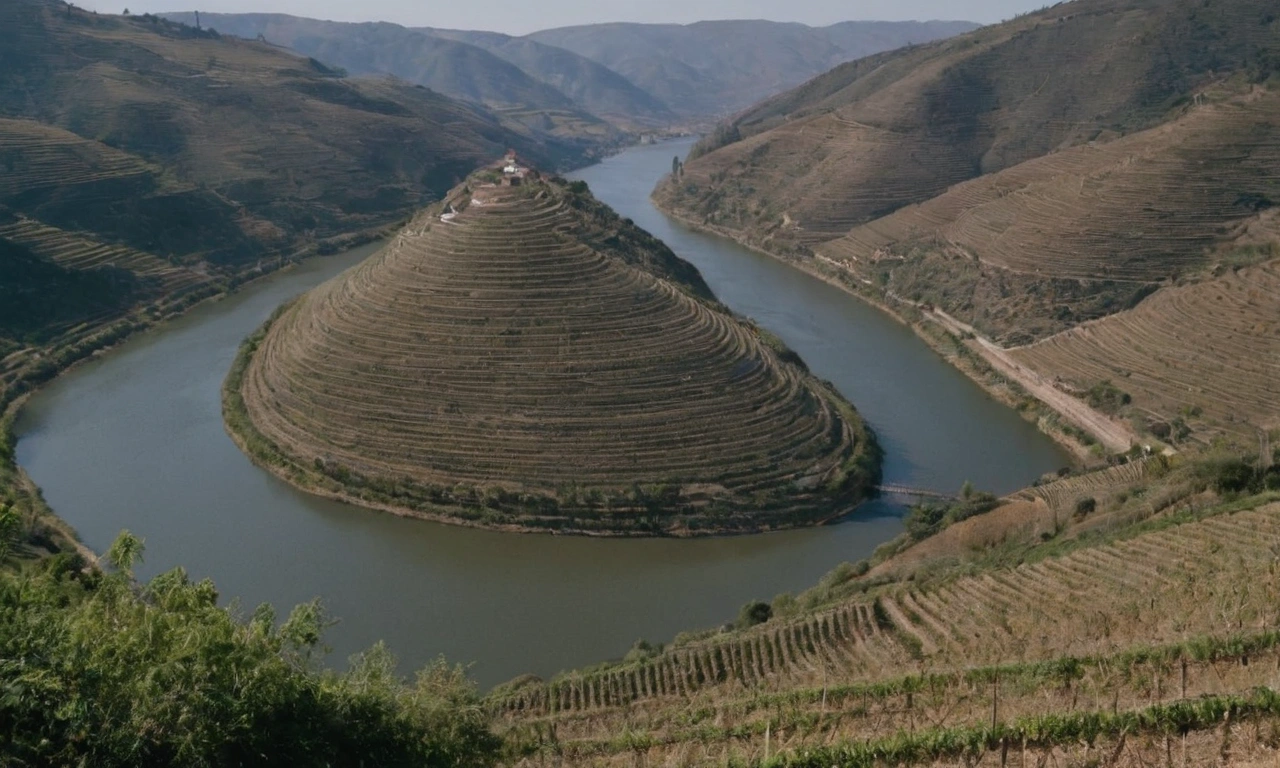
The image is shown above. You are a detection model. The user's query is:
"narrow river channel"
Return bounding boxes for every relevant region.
[15,138,1069,688]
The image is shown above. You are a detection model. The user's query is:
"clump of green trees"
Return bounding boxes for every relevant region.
[902,484,1001,543]
[0,532,499,767]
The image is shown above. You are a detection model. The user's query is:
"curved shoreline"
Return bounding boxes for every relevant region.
[647,195,1102,463]
[223,303,883,538]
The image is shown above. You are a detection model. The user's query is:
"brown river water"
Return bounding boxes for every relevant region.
[15,139,1068,688]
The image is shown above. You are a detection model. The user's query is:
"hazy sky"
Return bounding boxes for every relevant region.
[80,0,1051,34]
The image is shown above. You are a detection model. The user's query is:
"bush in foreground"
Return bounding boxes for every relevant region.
[0,532,499,767]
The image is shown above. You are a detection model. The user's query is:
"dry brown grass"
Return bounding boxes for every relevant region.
[1011,260,1280,440]
[821,87,1280,277]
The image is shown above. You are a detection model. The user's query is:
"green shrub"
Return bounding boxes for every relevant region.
[1197,458,1261,494]
[737,600,773,628]
[1074,497,1097,518]
[0,532,500,767]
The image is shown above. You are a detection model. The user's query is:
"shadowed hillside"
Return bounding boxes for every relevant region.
[656,0,1280,447]
[226,172,879,536]
[527,20,979,118]
[0,0,583,411]
[665,0,1279,243]
[161,12,634,143]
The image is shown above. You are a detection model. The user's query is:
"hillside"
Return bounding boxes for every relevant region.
[161,12,630,142]
[526,20,979,118]
[489,454,1280,766]
[421,28,676,128]
[225,171,879,536]
[0,0,583,417]
[655,0,1280,448]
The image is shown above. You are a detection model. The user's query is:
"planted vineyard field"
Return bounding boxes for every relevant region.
[805,89,1280,345]
[233,179,877,535]
[0,216,213,298]
[0,118,154,198]
[821,89,1280,284]
[492,498,1280,766]
[1012,260,1280,440]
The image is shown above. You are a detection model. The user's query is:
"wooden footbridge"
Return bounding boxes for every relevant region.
[874,484,957,500]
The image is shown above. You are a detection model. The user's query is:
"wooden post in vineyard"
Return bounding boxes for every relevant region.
[991,672,1000,730]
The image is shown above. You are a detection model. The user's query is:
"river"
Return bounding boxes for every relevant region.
[15,138,1069,688]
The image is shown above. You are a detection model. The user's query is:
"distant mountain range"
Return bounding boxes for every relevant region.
[161,13,978,131]
[527,20,980,117]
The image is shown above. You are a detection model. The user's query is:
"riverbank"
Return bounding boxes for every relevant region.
[222,296,882,538]
[0,226,391,565]
[14,140,1065,685]
[647,196,1123,464]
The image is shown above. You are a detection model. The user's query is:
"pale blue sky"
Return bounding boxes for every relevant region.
[84,0,1053,34]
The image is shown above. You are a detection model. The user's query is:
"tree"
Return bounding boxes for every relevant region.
[672,155,680,176]
[737,600,772,628]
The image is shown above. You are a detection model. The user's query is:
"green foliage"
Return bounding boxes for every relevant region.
[770,592,799,618]
[1195,457,1264,494]
[1084,380,1132,414]
[762,687,1280,768]
[0,532,500,767]
[1073,496,1097,518]
[736,600,773,629]
[0,503,18,561]
[105,528,144,574]
[902,491,1000,543]
[623,639,663,664]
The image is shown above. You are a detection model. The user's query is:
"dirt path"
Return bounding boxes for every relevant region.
[663,209,1143,457]
[926,309,1139,453]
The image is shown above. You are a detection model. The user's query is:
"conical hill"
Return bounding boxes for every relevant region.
[228,174,879,535]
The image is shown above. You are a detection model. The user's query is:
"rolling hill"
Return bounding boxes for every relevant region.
[526,20,980,118]
[420,28,676,127]
[656,0,1280,446]
[0,0,581,403]
[160,12,636,141]
[226,171,879,535]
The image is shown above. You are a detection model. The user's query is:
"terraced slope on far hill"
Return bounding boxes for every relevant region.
[228,176,878,536]
[815,87,1280,344]
[661,0,1280,249]
[655,0,1280,448]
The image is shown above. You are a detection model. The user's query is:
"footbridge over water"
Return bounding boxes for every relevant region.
[874,484,958,501]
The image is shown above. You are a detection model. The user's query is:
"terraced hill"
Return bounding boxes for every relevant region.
[1011,259,1280,440]
[488,456,1280,766]
[664,0,1280,244]
[227,175,878,535]
[0,0,587,403]
[814,86,1280,344]
[654,0,1280,448]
